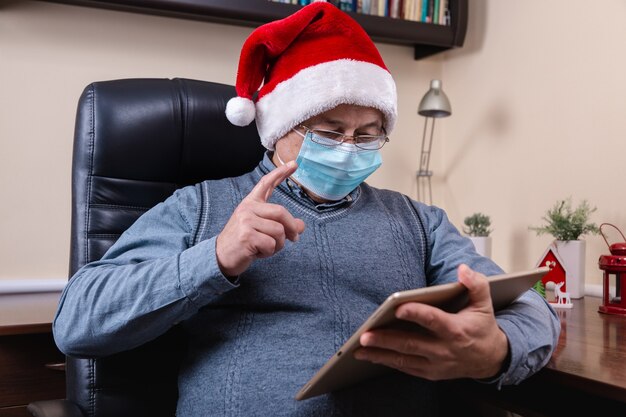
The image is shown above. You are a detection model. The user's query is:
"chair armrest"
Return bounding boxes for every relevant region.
[27,399,84,417]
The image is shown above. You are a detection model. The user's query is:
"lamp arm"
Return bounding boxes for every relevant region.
[425,118,435,173]
[418,117,434,175]
[418,118,428,173]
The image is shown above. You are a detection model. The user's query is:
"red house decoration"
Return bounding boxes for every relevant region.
[535,244,573,308]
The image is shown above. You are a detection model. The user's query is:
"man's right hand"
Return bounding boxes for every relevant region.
[216,160,306,277]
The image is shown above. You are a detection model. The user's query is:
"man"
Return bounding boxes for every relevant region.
[54,3,560,416]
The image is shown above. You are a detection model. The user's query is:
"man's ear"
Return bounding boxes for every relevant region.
[272,132,300,167]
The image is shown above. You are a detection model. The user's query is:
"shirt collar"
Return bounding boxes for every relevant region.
[259,152,358,211]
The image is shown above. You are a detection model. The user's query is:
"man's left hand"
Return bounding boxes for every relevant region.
[354,264,509,381]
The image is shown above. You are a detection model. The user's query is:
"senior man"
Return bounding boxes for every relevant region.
[54,3,560,416]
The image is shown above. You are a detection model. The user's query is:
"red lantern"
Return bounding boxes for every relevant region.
[598,223,626,315]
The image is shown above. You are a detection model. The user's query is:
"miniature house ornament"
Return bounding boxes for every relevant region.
[535,242,584,299]
[535,248,573,308]
[598,223,626,315]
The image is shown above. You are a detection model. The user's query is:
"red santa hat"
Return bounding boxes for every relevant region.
[225,1,397,150]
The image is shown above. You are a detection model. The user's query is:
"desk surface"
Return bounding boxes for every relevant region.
[0,292,61,336]
[446,296,626,416]
[542,296,626,402]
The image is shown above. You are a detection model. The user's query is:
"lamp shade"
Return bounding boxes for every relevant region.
[418,79,451,118]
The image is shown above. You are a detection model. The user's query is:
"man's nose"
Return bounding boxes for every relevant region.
[340,131,358,143]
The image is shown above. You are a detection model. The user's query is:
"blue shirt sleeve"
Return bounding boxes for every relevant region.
[417,203,504,284]
[415,202,560,386]
[53,185,238,358]
[490,290,561,387]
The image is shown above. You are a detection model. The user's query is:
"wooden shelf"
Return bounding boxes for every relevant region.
[43,0,468,60]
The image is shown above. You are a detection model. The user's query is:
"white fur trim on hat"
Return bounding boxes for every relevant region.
[255,59,397,150]
[225,96,256,127]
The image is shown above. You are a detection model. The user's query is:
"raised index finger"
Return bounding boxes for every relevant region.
[247,160,297,202]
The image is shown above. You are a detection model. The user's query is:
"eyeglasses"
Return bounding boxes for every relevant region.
[299,125,389,150]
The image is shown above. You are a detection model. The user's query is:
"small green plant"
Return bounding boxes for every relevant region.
[463,213,492,237]
[529,197,599,241]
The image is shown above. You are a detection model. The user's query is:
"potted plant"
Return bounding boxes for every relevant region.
[529,198,599,299]
[464,212,492,258]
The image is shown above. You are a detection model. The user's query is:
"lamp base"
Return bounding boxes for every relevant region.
[599,303,626,315]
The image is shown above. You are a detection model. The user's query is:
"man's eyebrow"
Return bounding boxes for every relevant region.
[358,121,384,129]
[316,118,382,129]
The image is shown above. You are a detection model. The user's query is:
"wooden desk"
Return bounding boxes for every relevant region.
[544,296,626,402]
[0,292,66,417]
[452,296,626,417]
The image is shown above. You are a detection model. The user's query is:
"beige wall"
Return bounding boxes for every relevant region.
[441,0,626,285]
[3,0,622,287]
[0,1,441,280]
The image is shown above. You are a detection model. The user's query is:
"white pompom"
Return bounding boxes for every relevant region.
[225,96,256,126]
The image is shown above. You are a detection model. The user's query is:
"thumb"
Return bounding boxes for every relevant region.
[457,264,492,310]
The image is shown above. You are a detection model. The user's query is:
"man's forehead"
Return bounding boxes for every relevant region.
[307,105,384,127]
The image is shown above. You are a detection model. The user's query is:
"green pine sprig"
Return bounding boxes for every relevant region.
[529,198,599,241]
[532,280,546,298]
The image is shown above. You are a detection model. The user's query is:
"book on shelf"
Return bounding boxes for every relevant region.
[267,0,452,25]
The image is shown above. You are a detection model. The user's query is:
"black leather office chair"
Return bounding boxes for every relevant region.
[27,78,265,417]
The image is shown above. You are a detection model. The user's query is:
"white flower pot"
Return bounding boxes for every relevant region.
[469,236,492,259]
[554,240,586,299]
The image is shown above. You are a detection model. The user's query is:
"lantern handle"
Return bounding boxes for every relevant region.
[599,223,626,248]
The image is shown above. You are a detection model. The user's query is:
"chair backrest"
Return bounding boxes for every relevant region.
[67,78,265,417]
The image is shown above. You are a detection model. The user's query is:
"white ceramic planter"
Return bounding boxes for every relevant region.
[469,236,492,259]
[554,240,586,299]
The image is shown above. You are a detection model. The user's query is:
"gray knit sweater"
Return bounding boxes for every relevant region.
[54,153,560,416]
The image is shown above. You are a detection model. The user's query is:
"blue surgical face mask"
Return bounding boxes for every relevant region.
[278,130,382,201]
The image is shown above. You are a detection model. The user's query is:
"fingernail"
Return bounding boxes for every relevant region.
[293,233,300,242]
[463,269,476,286]
[287,160,297,168]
